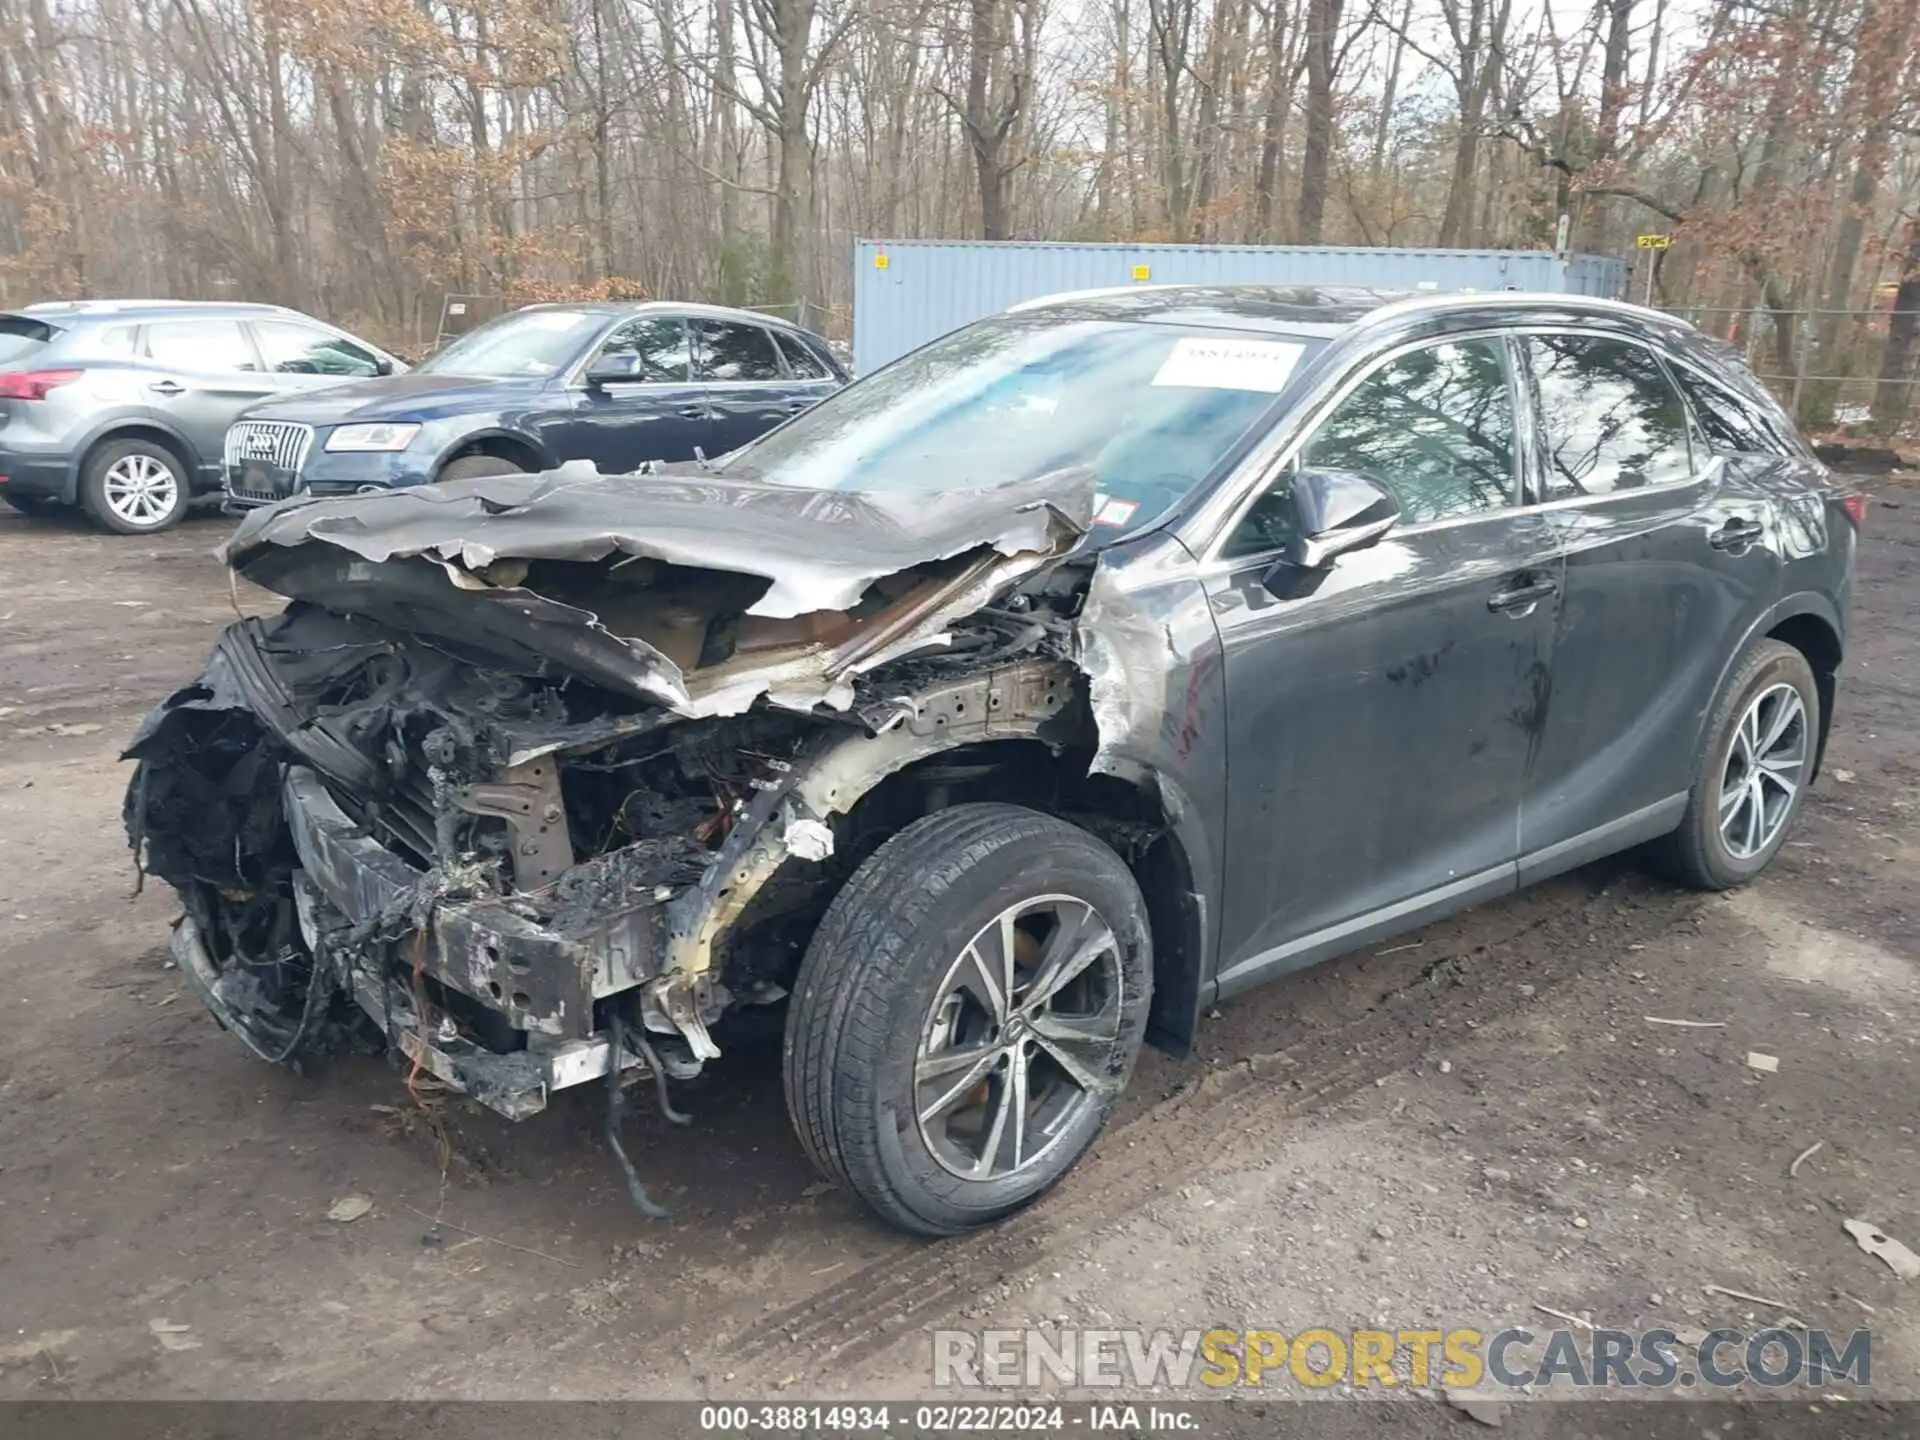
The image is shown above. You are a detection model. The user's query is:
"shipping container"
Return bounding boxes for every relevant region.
[852,240,1629,373]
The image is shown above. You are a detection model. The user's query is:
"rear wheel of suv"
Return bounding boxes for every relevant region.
[784,803,1153,1235]
[1649,638,1819,891]
[80,439,189,534]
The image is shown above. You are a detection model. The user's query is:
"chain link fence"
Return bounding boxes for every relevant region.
[1662,303,1919,440]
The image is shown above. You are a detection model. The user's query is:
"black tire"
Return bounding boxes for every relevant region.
[78,438,190,534]
[784,802,1153,1236]
[1647,638,1819,891]
[435,455,525,485]
[2,495,62,518]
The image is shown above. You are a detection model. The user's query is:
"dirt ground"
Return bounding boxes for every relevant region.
[0,482,1914,1408]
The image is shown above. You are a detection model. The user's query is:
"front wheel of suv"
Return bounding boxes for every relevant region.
[80,438,190,534]
[784,803,1153,1236]
[1650,637,1820,891]
[435,455,525,485]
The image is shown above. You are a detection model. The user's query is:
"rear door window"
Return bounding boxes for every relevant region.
[0,315,61,365]
[1525,334,1694,496]
[143,319,260,372]
[695,320,784,382]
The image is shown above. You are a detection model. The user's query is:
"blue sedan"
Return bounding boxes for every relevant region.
[222,301,846,505]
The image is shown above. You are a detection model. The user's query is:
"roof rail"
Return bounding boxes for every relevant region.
[1005,284,1181,313]
[1350,289,1693,332]
[18,298,292,315]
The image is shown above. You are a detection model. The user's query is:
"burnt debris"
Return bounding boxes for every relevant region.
[122,462,1181,1212]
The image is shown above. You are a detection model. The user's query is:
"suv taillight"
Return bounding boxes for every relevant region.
[0,368,82,401]
[1840,492,1869,530]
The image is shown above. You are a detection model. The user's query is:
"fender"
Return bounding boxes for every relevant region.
[636,657,1218,1061]
[636,661,1077,1057]
[427,424,555,480]
[1696,590,1845,775]
[65,413,209,501]
[1079,751,1215,1054]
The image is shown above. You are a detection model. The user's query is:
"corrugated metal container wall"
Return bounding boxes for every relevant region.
[851,241,1630,373]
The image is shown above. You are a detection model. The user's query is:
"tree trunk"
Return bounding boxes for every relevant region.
[765,0,819,324]
[1871,216,1920,438]
[1251,0,1294,241]
[1368,0,1409,182]
[1809,0,1916,426]
[1295,0,1338,243]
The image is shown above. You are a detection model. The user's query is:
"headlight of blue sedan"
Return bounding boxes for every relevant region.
[325,423,421,453]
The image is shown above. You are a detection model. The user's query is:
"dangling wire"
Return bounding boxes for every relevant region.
[605,1009,671,1220]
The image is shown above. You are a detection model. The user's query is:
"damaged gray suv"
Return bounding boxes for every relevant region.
[124,286,1857,1235]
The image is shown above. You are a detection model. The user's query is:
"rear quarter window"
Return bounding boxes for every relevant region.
[1669,354,1800,458]
[773,330,832,380]
[0,315,62,365]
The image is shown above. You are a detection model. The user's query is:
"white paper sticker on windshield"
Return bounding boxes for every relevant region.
[1151,337,1304,393]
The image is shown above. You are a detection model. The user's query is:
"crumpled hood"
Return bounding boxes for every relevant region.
[221,461,1095,719]
[223,462,1090,618]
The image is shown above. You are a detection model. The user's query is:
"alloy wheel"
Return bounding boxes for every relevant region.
[102,453,180,527]
[1718,682,1807,860]
[915,894,1125,1182]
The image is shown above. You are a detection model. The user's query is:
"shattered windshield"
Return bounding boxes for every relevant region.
[418,308,605,379]
[722,314,1322,534]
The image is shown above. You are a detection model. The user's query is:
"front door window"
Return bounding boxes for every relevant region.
[596,317,693,383]
[1225,337,1516,556]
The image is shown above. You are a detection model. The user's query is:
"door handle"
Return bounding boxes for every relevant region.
[676,404,707,419]
[1709,517,1765,551]
[785,397,815,412]
[1487,576,1559,614]
[147,380,185,396]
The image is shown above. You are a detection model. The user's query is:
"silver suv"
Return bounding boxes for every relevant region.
[0,301,402,534]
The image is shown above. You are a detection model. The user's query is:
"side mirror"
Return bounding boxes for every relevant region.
[374,356,396,377]
[1261,468,1399,598]
[585,352,645,387]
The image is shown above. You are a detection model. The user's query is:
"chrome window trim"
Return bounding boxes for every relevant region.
[1194,322,1721,573]
[561,314,804,390]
